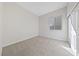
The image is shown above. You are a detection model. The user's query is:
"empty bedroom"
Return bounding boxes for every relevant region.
[0,2,79,56]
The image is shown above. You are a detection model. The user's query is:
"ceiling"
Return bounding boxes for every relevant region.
[17,2,68,16]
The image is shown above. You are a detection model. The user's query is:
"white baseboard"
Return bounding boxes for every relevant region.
[39,35,67,42]
[0,48,2,56]
[2,33,38,47]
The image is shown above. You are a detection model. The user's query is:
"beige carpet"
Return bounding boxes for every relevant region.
[2,36,73,56]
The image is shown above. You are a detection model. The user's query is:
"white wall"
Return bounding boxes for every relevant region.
[76,4,79,55]
[68,17,76,55]
[67,2,78,55]
[0,3,3,56]
[77,10,79,55]
[39,7,67,41]
[2,3,39,47]
[67,2,77,17]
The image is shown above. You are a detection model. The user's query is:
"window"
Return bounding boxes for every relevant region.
[48,16,62,30]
